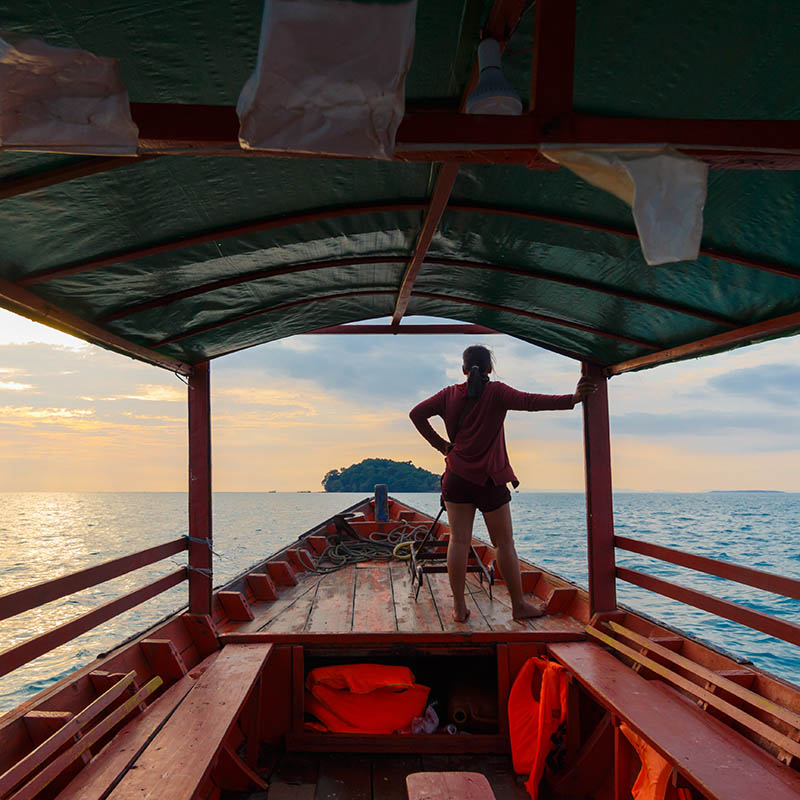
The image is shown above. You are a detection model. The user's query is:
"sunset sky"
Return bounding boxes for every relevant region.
[0,308,798,492]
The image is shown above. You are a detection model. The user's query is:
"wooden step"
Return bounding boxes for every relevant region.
[715,668,756,688]
[286,548,311,573]
[520,571,542,593]
[649,634,684,652]
[543,587,576,614]
[218,591,254,621]
[140,640,188,681]
[89,671,147,712]
[268,560,298,587]
[307,535,329,555]
[182,613,220,658]
[247,572,278,601]
[23,711,91,769]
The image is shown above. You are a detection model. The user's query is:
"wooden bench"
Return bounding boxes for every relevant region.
[59,642,272,800]
[548,640,800,800]
[406,771,496,799]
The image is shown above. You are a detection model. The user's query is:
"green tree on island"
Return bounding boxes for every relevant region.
[322,458,440,492]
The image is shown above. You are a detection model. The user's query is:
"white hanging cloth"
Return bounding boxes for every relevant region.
[0,36,138,155]
[540,146,708,265]
[237,0,418,159]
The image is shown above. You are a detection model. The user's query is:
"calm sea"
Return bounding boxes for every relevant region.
[0,491,798,712]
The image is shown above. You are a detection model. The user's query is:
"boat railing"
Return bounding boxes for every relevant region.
[615,535,800,648]
[0,538,188,679]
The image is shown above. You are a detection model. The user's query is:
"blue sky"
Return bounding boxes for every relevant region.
[0,309,797,491]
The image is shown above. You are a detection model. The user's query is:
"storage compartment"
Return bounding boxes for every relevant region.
[286,644,522,753]
[303,651,499,735]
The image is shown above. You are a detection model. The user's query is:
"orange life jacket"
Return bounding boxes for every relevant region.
[304,664,429,734]
[620,723,673,800]
[507,657,569,800]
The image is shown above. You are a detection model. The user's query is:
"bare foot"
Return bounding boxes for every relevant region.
[512,599,545,620]
[453,606,471,623]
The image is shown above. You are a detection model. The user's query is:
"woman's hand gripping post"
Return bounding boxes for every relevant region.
[572,376,598,406]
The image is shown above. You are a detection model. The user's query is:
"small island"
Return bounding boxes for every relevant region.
[322,458,440,492]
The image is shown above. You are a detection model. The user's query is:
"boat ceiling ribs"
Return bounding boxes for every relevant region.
[17,203,427,287]
[97,254,737,331]
[149,287,660,358]
[1,0,799,372]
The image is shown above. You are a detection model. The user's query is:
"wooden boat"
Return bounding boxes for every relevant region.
[1,493,799,799]
[2,0,800,798]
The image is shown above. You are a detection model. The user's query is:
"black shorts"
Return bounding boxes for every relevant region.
[441,469,511,513]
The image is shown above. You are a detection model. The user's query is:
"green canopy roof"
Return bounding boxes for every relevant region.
[1,0,799,375]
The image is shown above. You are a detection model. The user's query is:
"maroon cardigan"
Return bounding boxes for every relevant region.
[409,381,575,487]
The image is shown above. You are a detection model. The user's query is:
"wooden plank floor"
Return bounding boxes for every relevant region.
[236,751,529,799]
[241,562,584,637]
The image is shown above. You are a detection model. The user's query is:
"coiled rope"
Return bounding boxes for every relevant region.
[298,521,432,574]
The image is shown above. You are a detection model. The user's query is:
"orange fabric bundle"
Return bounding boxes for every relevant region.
[304,664,430,734]
[306,663,416,694]
[507,657,569,800]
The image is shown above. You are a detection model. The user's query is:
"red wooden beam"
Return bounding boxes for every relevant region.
[615,536,800,601]
[0,538,187,622]
[0,156,158,202]
[616,567,800,648]
[413,291,661,350]
[126,103,800,168]
[18,203,424,287]
[188,361,212,616]
[606,310,800,375]
[0,569,186,679]
[530,0,576,118]
[582,362,617,615]
[308,324,499,335]
[392,163,460,325]
[0,276,193,374]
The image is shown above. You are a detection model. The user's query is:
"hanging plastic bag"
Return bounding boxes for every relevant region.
[237,0,418,159]
[0,36,137,154]
[540,146,707,265]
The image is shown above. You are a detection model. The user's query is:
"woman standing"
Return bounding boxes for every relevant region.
[409,345,595,622]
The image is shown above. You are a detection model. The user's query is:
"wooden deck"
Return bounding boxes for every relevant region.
[256,752,528,799]
[231,561,585,638]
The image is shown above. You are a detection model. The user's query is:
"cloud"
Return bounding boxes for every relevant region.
[0,406,96,428]
[609,411,797,437]
[220,386,327,406]
[0,381,34,391]
[115,385,185,403]
[709,364,800,406]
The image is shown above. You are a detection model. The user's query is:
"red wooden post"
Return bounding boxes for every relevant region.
[582,362,617,615]
[188,361,212,615]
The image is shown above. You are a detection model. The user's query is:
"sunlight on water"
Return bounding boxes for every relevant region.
[0,491,797,712]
